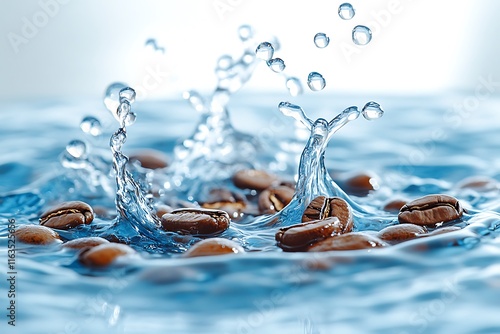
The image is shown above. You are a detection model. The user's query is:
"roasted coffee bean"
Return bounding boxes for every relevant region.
[382,199,407,213]
[155,204,174,219]
[201,188,246,218]
[129,149,169,169]
[160,208,230,236]
[456,176,499,192]
[63,237,110,250]
[79,243,136,267]
[232,169,279,191]
[398,194,463,226]
[378,224,427,244]
[276,217,344,252]
[14,225,61,245]
[258,186,294,214]
[39,201,94,230]
[183,238,245,258]
[307,232,387,252]
[302,196,353,233]
[341,172,379,196]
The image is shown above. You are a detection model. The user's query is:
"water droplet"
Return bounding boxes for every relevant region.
[307,72,326,91]
[145,38,165,54]
[338,3,355,20]
[352,25,372,45]
[119,87,136,103]
[255,42,274,61]
[242,51,255,65]
[80,116,102,136]
[314,33,330,48]
[238,25,254,41]
[104,82,127,114]
[124,112,137,126]
[267,58,285,73]
[342,106,360,121]
[217,55,233,70]
[362,101,384,120]
[183,90,206,112]
[66,140,87,158]
[286,77,303,96]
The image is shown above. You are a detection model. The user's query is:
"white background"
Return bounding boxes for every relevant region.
[0,0,499,101]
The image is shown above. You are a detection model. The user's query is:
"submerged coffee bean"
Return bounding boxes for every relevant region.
[307,232,387,252]
[79,243,136,267]
[201,188,246,218]
[258,186,294,214]
[14,225,61,245]
[276,217,343,252]
[378,224,427,244]
[63,237,110,250]
[129,149,169,169]
[382,199,407,213]
[302,196,354,233]
[232,169,279,191]
[398,194,463,226]
[39,201,94,230]
[183,238,244,258]
[160,208,230,236]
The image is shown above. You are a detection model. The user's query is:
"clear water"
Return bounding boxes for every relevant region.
[1,92,500,333]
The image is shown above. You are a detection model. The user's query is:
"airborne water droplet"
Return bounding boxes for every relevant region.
[66,140,87,158]
[307,72,326,91]
[314,33,330,48]
[80,116,102,136]
[352,25,372,45]
[104,82,127,115]
[124,112,137,126]
[255,42,274,61]
[338,3,355,20]
[119,87,136,103]
[217,55,233,70]
[362,101,384,120]
[286,77,303,96]
[238,25,254,41]
[267,58,285,73]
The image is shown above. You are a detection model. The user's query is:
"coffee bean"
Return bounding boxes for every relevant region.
[307,232,387,252]
[129,149,169,169]
[258,186,294,214]
[63,237,110,250]
[382,199,407,213]
[14,225,61,245]
[39,201,94,230]
[378,224,427,244]
[183,238,244,258]
[398,194,463,226]
[160,208,230,236]
[154,204,174,219]
[276,217,344,252]
[302,196,354,233]
[79,243,136,267]
[341,172,379,196]
[232,169,279,191]
[456,176,499,192]
[201,188,246,218]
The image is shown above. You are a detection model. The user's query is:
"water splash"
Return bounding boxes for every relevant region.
[338,3,355,20]
[314,33,330,48]
[352,25,372,45]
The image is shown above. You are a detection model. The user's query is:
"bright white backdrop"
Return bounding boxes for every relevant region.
[0,0,499,100]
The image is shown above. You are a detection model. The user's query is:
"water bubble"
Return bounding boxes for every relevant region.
[255,42,274,61]
[267,58,285,73]
[314,33,330,48]
[352,25,372,45]
[286,77,303,96]
[119,87,136,103]
[66,140,87,158]
[362,101,384,120]
[80,116,102,136]
[217,55,233,70]
[104,82,127,113]
[307,72,326,91]
[238,25,254,41]
[338,3,355,20]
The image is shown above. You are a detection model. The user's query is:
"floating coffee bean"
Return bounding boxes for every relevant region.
[398,194,463,226]
[341,172,379,196]
[183,238,245,258]
[14,225,61,245]
[276,217,343,252]
[307,232,387,252]
[232,169,279,191]
[456,176,499,192]
[258,186,294,214]
[63,237,110,250]
[79,243,136,267]
[129,149,169,169]
[201,188,246,218]
[382,199,407,213]
[302,196,353,233]
[39,201,94,230]
[378,224,427,244]
[160,208,230,236]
